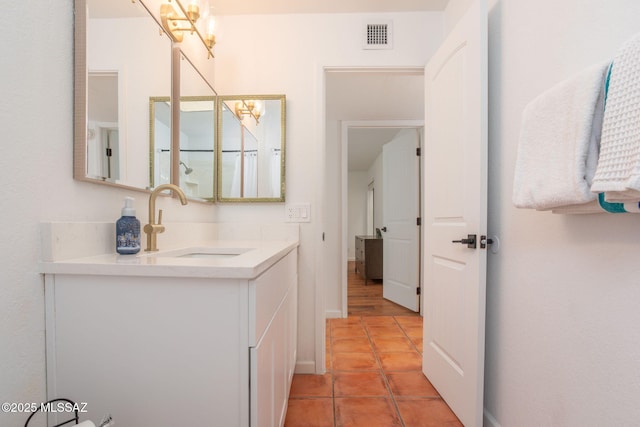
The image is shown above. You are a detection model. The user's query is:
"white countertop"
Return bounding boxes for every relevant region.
[39,240,299,279]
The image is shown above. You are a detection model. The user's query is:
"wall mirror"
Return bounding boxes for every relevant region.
[217,95,286,202]
[150,52,216,202]
[178,54,216,201]
[75,0,172,191]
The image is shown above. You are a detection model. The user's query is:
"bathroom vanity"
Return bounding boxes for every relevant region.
[41,226,298,427]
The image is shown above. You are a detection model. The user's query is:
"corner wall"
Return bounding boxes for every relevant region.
[486,0,640,424]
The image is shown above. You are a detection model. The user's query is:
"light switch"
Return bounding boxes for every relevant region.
[285,203,311,222]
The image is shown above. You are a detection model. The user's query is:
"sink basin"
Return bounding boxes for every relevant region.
[151,247,254,259]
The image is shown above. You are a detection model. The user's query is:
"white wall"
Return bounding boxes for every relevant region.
[369,153,385,234]
[485,0,640,424]
[347,171,368,260]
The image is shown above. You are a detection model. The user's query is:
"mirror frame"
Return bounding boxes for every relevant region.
[74,0,169,194]
[216,94,286,203]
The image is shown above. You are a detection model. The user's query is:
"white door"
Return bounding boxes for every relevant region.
[382,129,420,312]
[422,0,487,426]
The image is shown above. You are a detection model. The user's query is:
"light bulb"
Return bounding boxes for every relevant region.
[207,15,216,35]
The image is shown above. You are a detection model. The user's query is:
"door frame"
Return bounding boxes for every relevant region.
[340,119,424,317]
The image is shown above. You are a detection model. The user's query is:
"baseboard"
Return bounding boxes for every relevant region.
[295,361,316,374]
[483,408,501,427]
[325,309,343,319]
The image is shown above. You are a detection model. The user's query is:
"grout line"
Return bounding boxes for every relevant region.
[361,316,407,427]
[328,318,337,427]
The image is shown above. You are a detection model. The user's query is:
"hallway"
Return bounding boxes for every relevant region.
[283,264,461,426]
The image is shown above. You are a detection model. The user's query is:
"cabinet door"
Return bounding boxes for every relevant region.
[251,290,289,427]
[249,249,297,427]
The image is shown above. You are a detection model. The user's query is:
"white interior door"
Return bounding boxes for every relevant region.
[422,0,488,426]
[382,129,420,312]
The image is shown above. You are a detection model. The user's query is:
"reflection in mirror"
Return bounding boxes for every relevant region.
[217,95,286,202]
[149,97,171,188]
[179,54,216,201]
[87,72,119,180]
[75,0,171,190]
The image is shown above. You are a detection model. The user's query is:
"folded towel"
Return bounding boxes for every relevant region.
[551,198,640,214]
[513,62,608,210]
[551,200,603,215]
[591,33,640,199]
[624,201,640,212]
[598,193,626,213]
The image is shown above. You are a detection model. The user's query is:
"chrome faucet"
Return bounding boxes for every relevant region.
[144,184,188,252]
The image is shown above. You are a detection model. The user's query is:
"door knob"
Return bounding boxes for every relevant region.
[381,227,387,232]
[452,234,477,249]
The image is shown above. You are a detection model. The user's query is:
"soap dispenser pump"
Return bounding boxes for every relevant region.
[116,197,141,255]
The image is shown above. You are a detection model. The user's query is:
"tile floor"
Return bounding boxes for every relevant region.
[284,316,462,427]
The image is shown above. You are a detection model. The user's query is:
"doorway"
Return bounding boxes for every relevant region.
[324,67,425,319]
[344,123,423,315]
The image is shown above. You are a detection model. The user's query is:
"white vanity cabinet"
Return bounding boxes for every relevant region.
[44,248,297,427]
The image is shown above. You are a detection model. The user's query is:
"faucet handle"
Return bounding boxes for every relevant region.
[158,209,163,225]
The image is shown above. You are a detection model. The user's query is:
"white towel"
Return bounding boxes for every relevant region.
[551,200,603,215]
[591,33,640,200]
[513,63,608,210]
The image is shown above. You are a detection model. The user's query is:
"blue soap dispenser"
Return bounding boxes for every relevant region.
[116,197,141,255]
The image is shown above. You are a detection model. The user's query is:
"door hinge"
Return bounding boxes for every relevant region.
[416,147,421,156]
[416,287,421,295]
[416,217,421,226]
[106,148,113,157]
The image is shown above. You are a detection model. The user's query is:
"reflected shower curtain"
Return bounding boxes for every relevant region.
[230,152,258,198]
[244,152,257,197]
[271,150,281,196]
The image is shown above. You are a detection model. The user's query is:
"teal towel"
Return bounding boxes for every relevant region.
[598,193,626,213]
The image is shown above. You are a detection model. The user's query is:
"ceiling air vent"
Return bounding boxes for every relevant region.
[363,21,393,50]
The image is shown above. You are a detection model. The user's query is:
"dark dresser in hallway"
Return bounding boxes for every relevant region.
[354,235,383,285]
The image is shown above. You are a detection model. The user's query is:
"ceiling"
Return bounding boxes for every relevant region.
[209,0,448,15]
[89,0,448,18]
[325,71,425,172]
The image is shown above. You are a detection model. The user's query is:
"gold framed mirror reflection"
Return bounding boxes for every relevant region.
[149,96,216,202]
[216,95,286,203]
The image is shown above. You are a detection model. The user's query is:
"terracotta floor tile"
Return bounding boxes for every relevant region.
[332,336,372,353]
[333,371,389,397]
[400,325,423,339]
[394,316,423,328]
[410,337,423,354]
[365,324,405,337]
[385,371,440,397]
[290,374,333,398]
[378,351,423,371]
[332,351,379,371]
[396,398,463,427]
[331,318,363,327]
[332,325,367,338]
[335,397,402,427]
[285,398,335,427]
[362,316,399,326]
[370,336,415,353]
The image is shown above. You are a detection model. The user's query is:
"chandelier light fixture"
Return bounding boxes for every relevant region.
[160,0,216,58]
[234,100,265,125]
